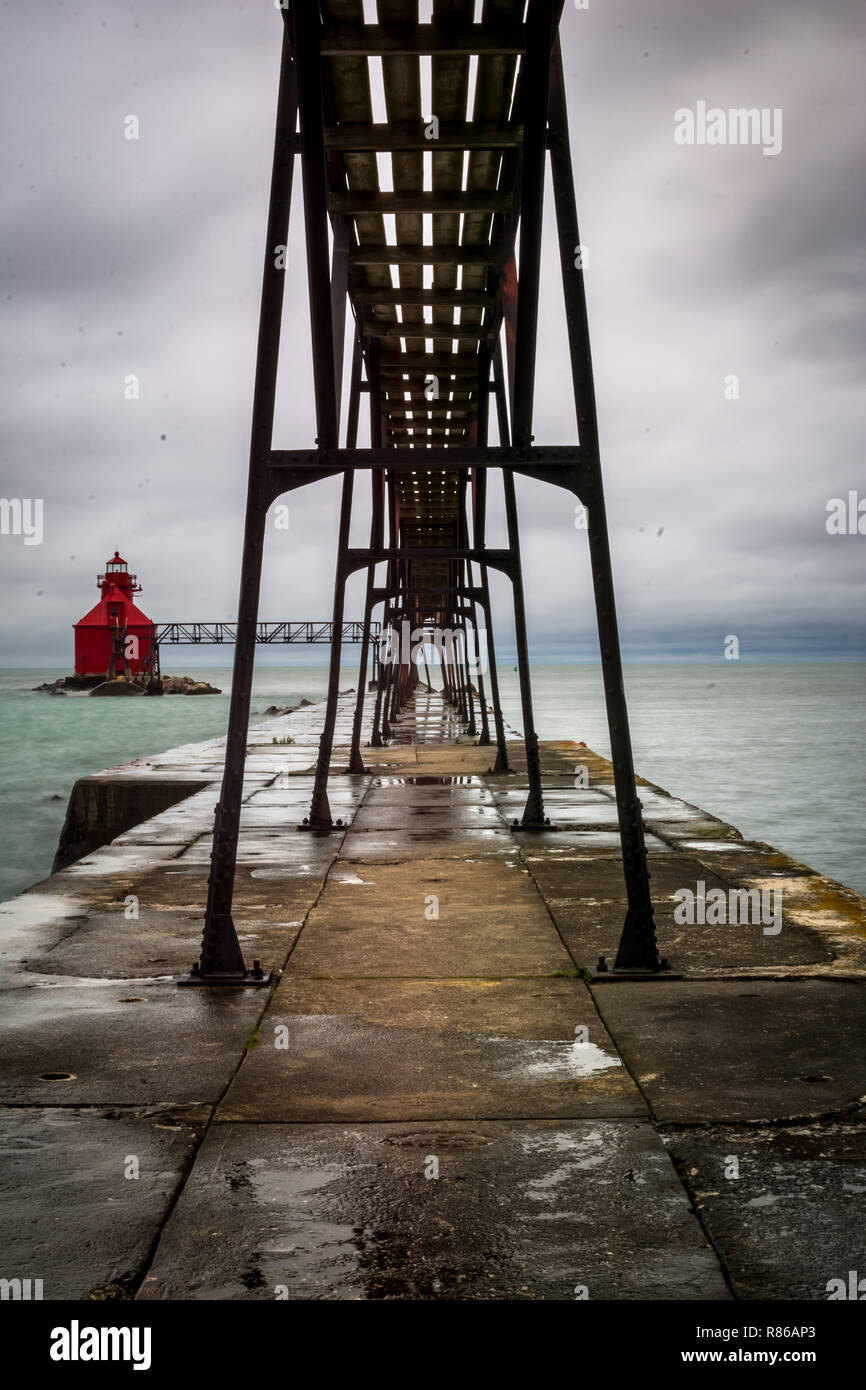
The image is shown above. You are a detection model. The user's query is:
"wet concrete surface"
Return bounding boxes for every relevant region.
[220,977,642,1122]
[137,1120,728,1301]
[351,803,506,830]
[0,977,268,1106]
[526,854,834,972]
[593,980,866,1122]
[662,1122,866,1299]
[0,1104,209,1300]
[284,857,574,978]
[340,826,516,862]
[29,899,311,980]
[2,690,865,1300]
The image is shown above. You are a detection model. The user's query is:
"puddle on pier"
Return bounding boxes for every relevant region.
[485,1036,623,1080]
[372,775,482,787]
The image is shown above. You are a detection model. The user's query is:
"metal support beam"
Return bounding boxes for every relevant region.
[511,0,556,449]
[347,341,382,773]
[294,0,339,450]
[303,471,353,829]
[305,335,363,826]
[493,342,548,827]
[183,22,298,986]
[472,350,508,768]
[547,37,667,976]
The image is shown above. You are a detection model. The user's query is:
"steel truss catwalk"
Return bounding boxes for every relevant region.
[155,620,380,646]
[182,0,670,988]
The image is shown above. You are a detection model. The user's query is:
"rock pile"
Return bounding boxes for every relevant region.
[161,676,222,695]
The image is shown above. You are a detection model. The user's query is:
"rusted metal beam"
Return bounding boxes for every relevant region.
[331,190,510,215]
[351,243,498,266]
[320,22,528,57]
[354,287,495,309]
[325,120,523,151]
[547,35,665,976]
[295,1,339,450]
[268,444,584,471]
[363,324,492,344]
[511,0,556,449]
[379,351,480,371]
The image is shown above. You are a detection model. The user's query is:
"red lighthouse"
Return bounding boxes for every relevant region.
[74,551,157,679]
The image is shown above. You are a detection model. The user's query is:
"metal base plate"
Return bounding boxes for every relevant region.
[590,966,683,983]
[177,968,279,987]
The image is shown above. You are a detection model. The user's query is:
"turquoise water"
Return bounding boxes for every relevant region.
[0,666,329,903]
[0,663,863,902]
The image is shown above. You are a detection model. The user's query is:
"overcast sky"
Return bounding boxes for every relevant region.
[1,0,864,667]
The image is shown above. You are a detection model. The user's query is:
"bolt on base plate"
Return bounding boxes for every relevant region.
[590,953,682,982]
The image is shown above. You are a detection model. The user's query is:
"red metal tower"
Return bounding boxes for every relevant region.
[73,551,157,678]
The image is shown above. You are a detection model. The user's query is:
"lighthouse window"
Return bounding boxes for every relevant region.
[110,605,121,617]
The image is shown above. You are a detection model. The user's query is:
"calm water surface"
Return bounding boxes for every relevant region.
[0,662,862,901]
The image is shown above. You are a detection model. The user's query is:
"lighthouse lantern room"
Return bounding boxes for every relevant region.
[74,551,157,679]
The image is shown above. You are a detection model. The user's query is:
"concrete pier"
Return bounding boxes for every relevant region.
[1,692,864,1301]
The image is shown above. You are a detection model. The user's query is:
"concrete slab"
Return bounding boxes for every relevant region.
[515,830,673,854]
[0,1103,209,1300]
[284,858,574,978]
[550,896,831,972]
[496,795,624,826]
[0,979,269,1106]
[136,1119,728,1301]
[523,854,834,971]
[340,827,515,862]
[247,786,368,808]
[60,844,188,876]
[663,1122,866,1300]
[593,980,866,1122]
[352,804,505,830]
[114,864,322,915]
[29,905,307,980]
[179,833,341,868]
[493,788,614,804]
[363,784,495,806]
[219,977,644,1122]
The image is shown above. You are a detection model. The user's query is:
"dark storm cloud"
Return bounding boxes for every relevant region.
[1,0,864,668]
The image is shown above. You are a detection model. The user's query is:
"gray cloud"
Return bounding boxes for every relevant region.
[1,0,864,667]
